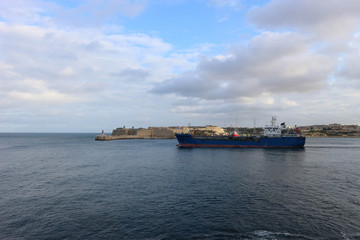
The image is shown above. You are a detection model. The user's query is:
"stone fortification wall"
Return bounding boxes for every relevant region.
[136,129,151,137]
[112,128,127,135]
[111,125,226,138]
[112,128,138,136]
[136,128,174,138]
[112,127,175,138]
[152,128,175,138]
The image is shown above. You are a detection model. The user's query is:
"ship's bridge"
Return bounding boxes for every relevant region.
[264,116,286,137]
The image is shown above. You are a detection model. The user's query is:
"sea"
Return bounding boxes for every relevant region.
[0,133,360,240]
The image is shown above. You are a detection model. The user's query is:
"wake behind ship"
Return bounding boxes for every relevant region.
[175,117,305,148]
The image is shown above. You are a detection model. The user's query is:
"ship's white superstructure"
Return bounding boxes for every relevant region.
[264,116,282,137]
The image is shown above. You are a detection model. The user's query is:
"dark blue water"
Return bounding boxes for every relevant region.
[1,134,360,240]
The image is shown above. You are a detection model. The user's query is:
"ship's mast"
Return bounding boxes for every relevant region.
[271,116,277,126]
[253,118,256,133]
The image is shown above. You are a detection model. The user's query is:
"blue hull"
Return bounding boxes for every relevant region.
[175,133,305,148]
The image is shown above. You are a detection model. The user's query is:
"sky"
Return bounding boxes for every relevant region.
[1,0,360,132]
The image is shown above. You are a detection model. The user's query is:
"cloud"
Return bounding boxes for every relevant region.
[0,0,49,24]
[248,0,360,51]
[281,98,298,107]
[209,0,243,9]
[150,0,360,126]
[335,33,360,86]
[7,79,80,104]
[60,66,77,77]
[111,68,150,82]
[152,31,335,101]
[2,0,360,131]
[0,0,148,27]
[0,18,178,130]
[152,71,218,98]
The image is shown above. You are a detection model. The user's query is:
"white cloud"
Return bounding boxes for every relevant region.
[60,67,77,77]
[281,98,298,107]
[1,0,360,131]
[261,97,274,105]
[153,31,335,100]
[0,61,14,70]
[151,1,360,126]
[0,3,198,131]
[248,0,360,36]
[335,34,360,87]
[248,0,360,52]
[7,79,80,104]
[0,0,48,24]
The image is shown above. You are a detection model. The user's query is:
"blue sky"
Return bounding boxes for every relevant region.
[1,0,360,132]
[125,1,248,49]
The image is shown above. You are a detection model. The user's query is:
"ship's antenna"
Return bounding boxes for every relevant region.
[235,115,238,129]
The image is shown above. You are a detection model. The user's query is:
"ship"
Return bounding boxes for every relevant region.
[175,116,305,148]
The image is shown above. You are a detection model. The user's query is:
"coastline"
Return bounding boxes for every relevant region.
[95,135,175,141]
[95,133,360,141]
[95,123,360,141]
